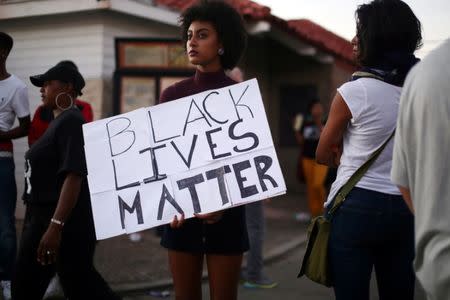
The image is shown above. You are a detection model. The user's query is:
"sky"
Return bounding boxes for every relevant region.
[253,0,450,58]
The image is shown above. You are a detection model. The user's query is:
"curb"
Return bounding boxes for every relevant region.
[111,233,308,295]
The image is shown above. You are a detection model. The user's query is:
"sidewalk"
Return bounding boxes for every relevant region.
[10,191,309,297]
[97,191,309,294]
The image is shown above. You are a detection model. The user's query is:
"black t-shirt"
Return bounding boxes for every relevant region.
[23,108,89,205]
[301,121,322,159]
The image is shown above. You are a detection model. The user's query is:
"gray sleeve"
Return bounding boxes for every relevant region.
[391,83,410,188]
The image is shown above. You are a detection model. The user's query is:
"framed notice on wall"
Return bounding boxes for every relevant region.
[116,38,194,69]
[120,76,156,113]
[114,38,195,115]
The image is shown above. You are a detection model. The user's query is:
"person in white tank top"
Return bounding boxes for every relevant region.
[315,1,422,299]
[324,77,402,207]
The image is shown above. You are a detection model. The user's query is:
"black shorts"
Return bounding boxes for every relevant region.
[160,206,249,255]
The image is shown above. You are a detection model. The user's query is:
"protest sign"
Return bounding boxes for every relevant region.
[83,79,286,239]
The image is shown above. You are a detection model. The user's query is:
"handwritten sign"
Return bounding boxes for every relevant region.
[83,79,286,240]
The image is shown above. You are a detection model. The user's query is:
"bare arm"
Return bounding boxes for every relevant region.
[37,172,82,265]
[0,115,30,140]
[398,185,414,214]
[316,93,352,167]
[52,173,82,224]
[294,131,304,146]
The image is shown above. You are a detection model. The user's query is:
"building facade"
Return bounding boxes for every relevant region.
[0,0,355,217]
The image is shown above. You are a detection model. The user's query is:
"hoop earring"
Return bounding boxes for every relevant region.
[218,48,224,56]
[55,92,74,111]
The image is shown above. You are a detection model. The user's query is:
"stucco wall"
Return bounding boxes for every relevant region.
[2,7,354,217]
[1,10,178,218]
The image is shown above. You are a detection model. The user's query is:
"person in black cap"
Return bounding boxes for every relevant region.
[11,64,121,300]
[28,60,94,147]
[26,60,95,299]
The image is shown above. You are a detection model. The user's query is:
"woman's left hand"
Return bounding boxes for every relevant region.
[37,224,62,265]
[331,144,343,167]
[195,211,224,224]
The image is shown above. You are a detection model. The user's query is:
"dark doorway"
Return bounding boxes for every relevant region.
[279,85,318,147]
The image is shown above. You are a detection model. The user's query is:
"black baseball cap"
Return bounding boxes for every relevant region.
[30,64,85,96]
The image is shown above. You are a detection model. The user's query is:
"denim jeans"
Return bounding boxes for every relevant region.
[245,201,265,281]
[0,157,17,280]
[328,187,415,300]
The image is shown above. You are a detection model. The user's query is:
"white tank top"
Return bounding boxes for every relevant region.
[325,78,401,207]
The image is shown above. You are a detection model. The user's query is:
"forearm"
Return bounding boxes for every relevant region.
[316,150,339,167]
[294,131,304,147]
[0,125,29,140]
[316,135,343,167]
[398,185,414,214]
[316,93,350,167]
[51,173,82,225]
[0,116,30,140]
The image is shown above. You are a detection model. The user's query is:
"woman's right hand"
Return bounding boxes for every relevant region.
[37,224,62,266]
[169,214,185,228]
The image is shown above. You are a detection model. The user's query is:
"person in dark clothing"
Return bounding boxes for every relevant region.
[28,60,94,147]
[27,60,94,298]
[11,64,120,300]
[294,100,328,220]
[159,2,248,300]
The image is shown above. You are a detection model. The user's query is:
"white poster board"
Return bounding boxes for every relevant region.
[83,79,286,240]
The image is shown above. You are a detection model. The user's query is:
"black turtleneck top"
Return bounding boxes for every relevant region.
[160,69,237,103]
[159,69,249,254]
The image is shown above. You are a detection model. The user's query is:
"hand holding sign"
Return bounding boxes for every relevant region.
[169,214,185,229]
[83,79,286,240]
[195,211,224,224]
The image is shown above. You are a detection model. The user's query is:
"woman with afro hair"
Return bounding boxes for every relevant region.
[159,1,249,300]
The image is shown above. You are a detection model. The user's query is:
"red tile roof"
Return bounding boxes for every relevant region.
[287,19,354,63]
[154,0,354,64]
[154,0,271,20]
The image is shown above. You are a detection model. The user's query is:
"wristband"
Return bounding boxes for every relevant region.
[51,218,64,227]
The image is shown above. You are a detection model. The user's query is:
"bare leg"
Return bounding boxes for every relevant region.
[206,254,243,300]
[168,250,203,300]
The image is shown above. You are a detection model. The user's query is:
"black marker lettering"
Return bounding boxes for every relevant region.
[206,127,232,159]
[171,134,198,168]
[206,167,230,205]
[254,155,278,191]
[157,184,184,220]
[228,119,259,153]
[224,165,232,173]
[232,160,258,198]
[140,145,167,183]
[183,99,211,136]
[148,110,180,143]
[106,117,135,157]
[118,191,144,229]
[177,174,204,213]
[228,85,254,120]
[112,159,140,191]
[202,91,228,124]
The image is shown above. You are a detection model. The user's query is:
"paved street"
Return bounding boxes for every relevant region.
[2,193,428,300]
[122,244,428,300]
